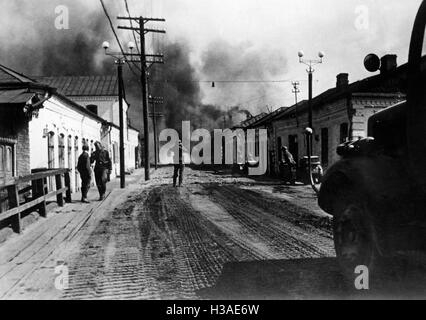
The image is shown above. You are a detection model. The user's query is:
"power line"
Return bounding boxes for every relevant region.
[157,79,319,84]
[99,0,140,82]
[123,0,141,55]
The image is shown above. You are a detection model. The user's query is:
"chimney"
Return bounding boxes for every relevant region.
[86,104,98,115]
[336,73,349,89]
[380,54,397,74]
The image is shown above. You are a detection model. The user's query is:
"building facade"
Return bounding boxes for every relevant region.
[247,55,409,175]
[35,76,140,178]
[0,65,140,195]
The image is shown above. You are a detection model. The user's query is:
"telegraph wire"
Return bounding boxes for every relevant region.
[99,0,140,83]
[123,0,141,55]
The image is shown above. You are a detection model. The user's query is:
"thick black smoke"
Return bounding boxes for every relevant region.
[0,1,253,133]
[149,41,250,134]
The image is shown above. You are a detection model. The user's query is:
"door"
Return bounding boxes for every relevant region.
[321,128,329,167]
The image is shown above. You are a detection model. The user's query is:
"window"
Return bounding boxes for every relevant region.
[0,143,15,178]
[68,136,73,169]
[48,132,55,169]
[58,134,65,168]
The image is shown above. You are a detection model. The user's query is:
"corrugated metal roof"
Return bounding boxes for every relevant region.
[0,64,36,84]
[0,89,35,104]
[34,75,118,97]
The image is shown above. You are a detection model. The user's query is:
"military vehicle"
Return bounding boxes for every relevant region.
[318,0,426,276]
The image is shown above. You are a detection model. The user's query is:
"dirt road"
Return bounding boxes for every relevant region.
[55,167,335,300]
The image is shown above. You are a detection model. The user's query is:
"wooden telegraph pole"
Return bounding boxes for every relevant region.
[118,16,166,181]
[149,96,164,170]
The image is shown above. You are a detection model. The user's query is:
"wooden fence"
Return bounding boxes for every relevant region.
[0,169,71,234]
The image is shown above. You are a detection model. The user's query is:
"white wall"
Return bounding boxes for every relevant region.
[29,95,102,192]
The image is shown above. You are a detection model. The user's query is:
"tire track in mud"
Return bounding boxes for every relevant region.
[203,184,335,259]
[63,192,160,300]
[140,186,263,297]
[63,185,263,299]
[61,175,334,299]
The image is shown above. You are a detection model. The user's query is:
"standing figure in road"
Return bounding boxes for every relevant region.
[282,146,296,167]
[281,146,297,184]
[91,142,112,200]
[77,145,92,203]
[173,140,187,188]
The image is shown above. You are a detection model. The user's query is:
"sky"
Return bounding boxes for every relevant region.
[0,0,423,115]
[157,0,423,110]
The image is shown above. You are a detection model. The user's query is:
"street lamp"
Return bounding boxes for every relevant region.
[102,41,135,189]
[299,51,324,194]
[298,50,324,130]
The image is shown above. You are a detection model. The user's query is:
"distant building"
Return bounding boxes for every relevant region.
[35,76,140,177]
[247,55,409,175]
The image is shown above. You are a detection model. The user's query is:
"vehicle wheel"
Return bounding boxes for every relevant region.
[332,195,379,278]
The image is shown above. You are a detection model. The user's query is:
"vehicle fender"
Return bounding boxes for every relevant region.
[318,156,410,216]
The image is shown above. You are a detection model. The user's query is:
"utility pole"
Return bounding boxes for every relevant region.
[102,41,135,189]
[149,96,164,170]
[117,60,126,189]
[292,81,300,127]
[118,16,166,181]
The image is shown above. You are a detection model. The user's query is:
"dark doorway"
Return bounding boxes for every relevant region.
[321,128,329,167]
[340,123,349,143]
[277,137,282,162]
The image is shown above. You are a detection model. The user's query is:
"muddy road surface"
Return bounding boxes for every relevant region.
[61,167,337,300]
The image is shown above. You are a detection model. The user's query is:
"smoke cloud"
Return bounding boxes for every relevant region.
[200,39,287,114]
[0,1,262,133]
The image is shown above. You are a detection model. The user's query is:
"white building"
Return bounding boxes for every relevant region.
[35,76,140,179]
[0,65,140,195]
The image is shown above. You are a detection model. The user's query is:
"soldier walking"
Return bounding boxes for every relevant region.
[77,145,91,203]
[91,142,112,201]
[173,140,187,188]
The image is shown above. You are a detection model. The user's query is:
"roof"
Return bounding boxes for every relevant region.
[0,88,38,104]
[244,57,424,128]
[0,64,37,84]
[33,75,118,97]
[236,113,268,129]
[0,64,110,123]
[247,106,292,128]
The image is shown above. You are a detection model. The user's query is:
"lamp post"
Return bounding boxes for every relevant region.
[102,41,136,189]
[298,51,324,195]
[298,50,324,130]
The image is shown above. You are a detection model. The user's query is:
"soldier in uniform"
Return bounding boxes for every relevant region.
[77,145,91,203]
[90,142,112,200]
[173,140,187,187]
